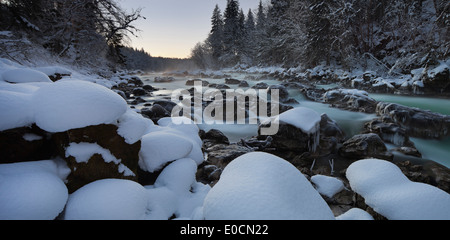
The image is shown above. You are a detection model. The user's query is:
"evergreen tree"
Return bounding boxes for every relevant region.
[207,4,224,65]
[222,0,241,65]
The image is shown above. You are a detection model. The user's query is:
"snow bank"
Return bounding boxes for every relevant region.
[0,160,69,220]
[311,175,345,198]
[346,159,450,220]
[64,179,148,220]
[2,68,52,83]
[336,208,374,220]
[203,152,334,220]
[33,80,127,132]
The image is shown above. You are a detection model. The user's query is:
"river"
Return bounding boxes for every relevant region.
[138,71,450,168]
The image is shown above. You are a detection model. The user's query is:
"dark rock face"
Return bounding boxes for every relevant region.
[376,102,450,139]
[364,118,413,147]
[323,89,377,113]
[225,78,242,85]
[205,144,252,169]
[423,66,450,93]
[258,121,315,153]
[339,133,393,161]
[141,104,170,123]
[268,84,289,102]
[53,124,140,193]
[0,125,55,164]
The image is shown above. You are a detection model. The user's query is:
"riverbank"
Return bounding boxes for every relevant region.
[1,58,449,220]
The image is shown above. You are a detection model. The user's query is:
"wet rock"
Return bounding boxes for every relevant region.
[186,79,209,86]
[205,144,253,169]
[132,88,147,96]
[238,80,250,88]
[268,84,289,102]
[152,100,177,113]
[376,102,450,139]
[364,118,413,147]
[225,78,242,85]
[203,129,230,146]
[154,76,174,83]
[140,104,170,123]
[323,89,377,113]
[339,133,393,161]
[251,82,269,89]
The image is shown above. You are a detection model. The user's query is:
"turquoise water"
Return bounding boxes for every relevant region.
[370,94,450,115]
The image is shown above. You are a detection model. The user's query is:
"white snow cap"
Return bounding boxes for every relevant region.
[203,152,335,220]
[2,68,52,83]
[346,159,450,220]
[336,208,374,220]
[0,160,69,220]
[32,80,128,132]
[311,174,345,198]
[277,107,322,134]
[139,131,194,173]
[0,90,34,131]
[64,179,148,220]
[117,109,154,144]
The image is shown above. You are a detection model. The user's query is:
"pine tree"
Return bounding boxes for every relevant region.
[207,4,224,65]
[222,0,241,65]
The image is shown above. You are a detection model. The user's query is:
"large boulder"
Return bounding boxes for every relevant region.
[323,89,377,113]
[423,64,450,93]
[53,124,140,193]
[339,133,393,161]
[376,102,450,139]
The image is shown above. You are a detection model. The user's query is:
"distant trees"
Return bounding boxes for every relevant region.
[192,0,449,71]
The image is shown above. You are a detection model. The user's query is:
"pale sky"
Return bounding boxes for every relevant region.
[120,0,264,59]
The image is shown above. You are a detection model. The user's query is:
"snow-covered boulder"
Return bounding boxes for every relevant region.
[117,109,154,145]
[145,158,210,220]
[336,208,374,220]
[203,152,335,220]
[0,90,34,131]
[2,68,52,83]
[346,159,450,220]
[64,179,148,220]
[311,175,345,198]
[32,80,127,132]
[258,107,322,153]
[139,131,194,173]
[0,160,69,220]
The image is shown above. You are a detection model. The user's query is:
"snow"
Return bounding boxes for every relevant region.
[32,80,128,132]
[146,158,210,219]
[336,208,374,220]
[203,152,335,220]
[65,142,135,177]
[346,159,450,220]
[117,109,154,144]
[23,133,43,142]
[277,107,321,135]
[2,68,52,83]
[0,90,34,131]
[34,66,72,76]
[311,175,345,198]
[0,160,69,220]
[139,131,194,173]
[64,179,148,220]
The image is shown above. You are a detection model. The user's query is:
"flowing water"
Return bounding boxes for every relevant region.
[140,72,450,168]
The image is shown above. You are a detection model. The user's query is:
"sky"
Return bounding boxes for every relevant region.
[120,0,264,59]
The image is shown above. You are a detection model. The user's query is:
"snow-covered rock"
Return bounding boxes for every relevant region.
[2,68,52,83]
[0,90,34,131]
[32,80,128,132]
[336,208,374,220]
[117,109,154,144]
[346,159,450,220]
[64,179,148,220]
[311,175,345,198]
[145,158,210,220]
[139,131,194,173]
[0,160,69,220]
[203,152,335,220]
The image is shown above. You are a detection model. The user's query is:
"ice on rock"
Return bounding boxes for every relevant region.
[32,80,128,132]
[311,175,345,198]
[2,68,52,83]
[139,131,194,173]
[346,159,450,220]
[64,179,148,220]
[0,160,69,220]
[203,152,335,220]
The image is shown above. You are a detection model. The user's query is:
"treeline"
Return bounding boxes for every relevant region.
[192,0,449,72]
[0,0,142,68]
[121,47,196,72]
